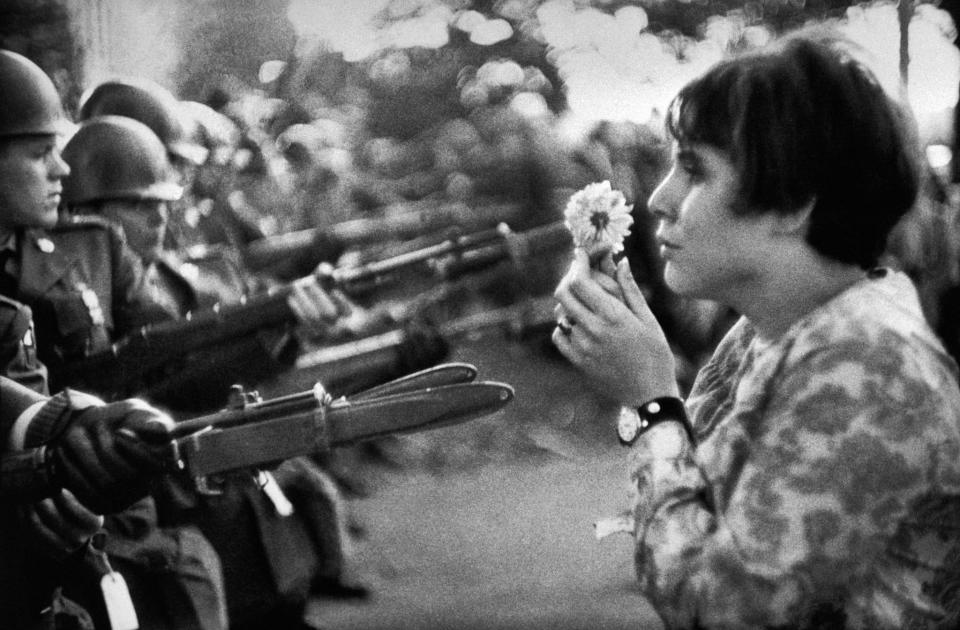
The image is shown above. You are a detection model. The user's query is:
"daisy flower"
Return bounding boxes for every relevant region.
[563,181,633,259]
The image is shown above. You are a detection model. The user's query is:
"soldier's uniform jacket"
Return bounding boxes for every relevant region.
[4,216,170,391]
[0,295,48,394]
[1,216,228,630]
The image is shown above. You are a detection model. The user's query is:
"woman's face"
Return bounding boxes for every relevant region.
[648,141,770,303]
[100,199,168,260]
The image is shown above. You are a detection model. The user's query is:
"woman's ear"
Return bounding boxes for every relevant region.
[769,197,815,236]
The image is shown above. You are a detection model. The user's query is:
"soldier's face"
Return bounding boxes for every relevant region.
[0,135,70,231]
[100,199,169,261]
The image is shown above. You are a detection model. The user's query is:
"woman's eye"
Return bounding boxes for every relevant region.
[678,160,703,181]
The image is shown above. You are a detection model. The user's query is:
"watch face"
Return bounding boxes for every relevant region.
[617,407,640,443]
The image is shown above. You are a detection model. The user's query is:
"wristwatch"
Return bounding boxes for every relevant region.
[617,397,696,447]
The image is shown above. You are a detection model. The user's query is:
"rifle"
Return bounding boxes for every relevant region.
[242,199,523,273]
[171,363,512,493]
[54,222,568,397]
[276,294,558,396]
[3,364,514,500]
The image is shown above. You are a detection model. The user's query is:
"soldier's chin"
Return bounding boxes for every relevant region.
[36,206,60,229]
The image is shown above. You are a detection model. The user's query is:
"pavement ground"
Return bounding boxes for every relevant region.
[304,335,665,630]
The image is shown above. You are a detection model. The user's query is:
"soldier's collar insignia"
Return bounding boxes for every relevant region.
[36,237,55,253]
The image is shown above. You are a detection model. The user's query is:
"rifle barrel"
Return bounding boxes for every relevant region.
[294,294,557,374]
[436,221,571,280]
[242,200,524,272]
[329,225,510,287]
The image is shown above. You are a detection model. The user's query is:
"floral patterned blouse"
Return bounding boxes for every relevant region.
[628,269,960,629]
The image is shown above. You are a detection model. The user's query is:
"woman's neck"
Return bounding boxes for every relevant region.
[733,247,867,341]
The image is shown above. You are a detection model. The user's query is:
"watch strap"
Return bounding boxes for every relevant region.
[617,397,696,446]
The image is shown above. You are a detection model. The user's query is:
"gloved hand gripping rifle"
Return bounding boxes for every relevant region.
[2,363,514,499]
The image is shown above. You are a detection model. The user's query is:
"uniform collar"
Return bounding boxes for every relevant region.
[0,230,17,254]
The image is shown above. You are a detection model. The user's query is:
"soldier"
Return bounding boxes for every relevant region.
[0,82,174,619]
[60,113,362,630]
[78,77,266,254]
[60,114,341,408]
[1,262,178,630]
[0,47,229,630]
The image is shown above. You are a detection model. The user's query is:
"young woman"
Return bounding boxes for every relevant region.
[553,29,960,629]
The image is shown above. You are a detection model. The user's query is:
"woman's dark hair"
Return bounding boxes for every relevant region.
[664,28,921,269]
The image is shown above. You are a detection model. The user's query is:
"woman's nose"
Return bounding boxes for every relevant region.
[647,173,678,222]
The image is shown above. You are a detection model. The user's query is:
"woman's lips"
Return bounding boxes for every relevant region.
[658,238,679,259]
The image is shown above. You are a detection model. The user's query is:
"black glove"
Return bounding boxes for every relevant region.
[49,398,175,514]
[395,319,450,375]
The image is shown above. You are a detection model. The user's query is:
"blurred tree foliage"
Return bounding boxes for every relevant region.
[0,0,84,111]
[176,0,298,103]
[282,28,563,140]
[640,0,856,36]
[263,0,869,143]
[170,0,960,147]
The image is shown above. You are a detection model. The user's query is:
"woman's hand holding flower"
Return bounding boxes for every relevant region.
[553,249,678,407]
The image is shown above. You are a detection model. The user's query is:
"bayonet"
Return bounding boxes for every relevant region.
[172,363,514,478]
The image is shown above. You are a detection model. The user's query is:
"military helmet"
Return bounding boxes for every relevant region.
[78,79,208,166]
[62,116,183,205]
[0,49,66,138]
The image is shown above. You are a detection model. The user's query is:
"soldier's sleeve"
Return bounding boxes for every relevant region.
[0,376,47,444]
[628,333,958,629]
[0,297,49,395]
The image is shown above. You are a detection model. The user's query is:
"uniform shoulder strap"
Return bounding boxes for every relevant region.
[50,213,114,232]
[0,295,30,338]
